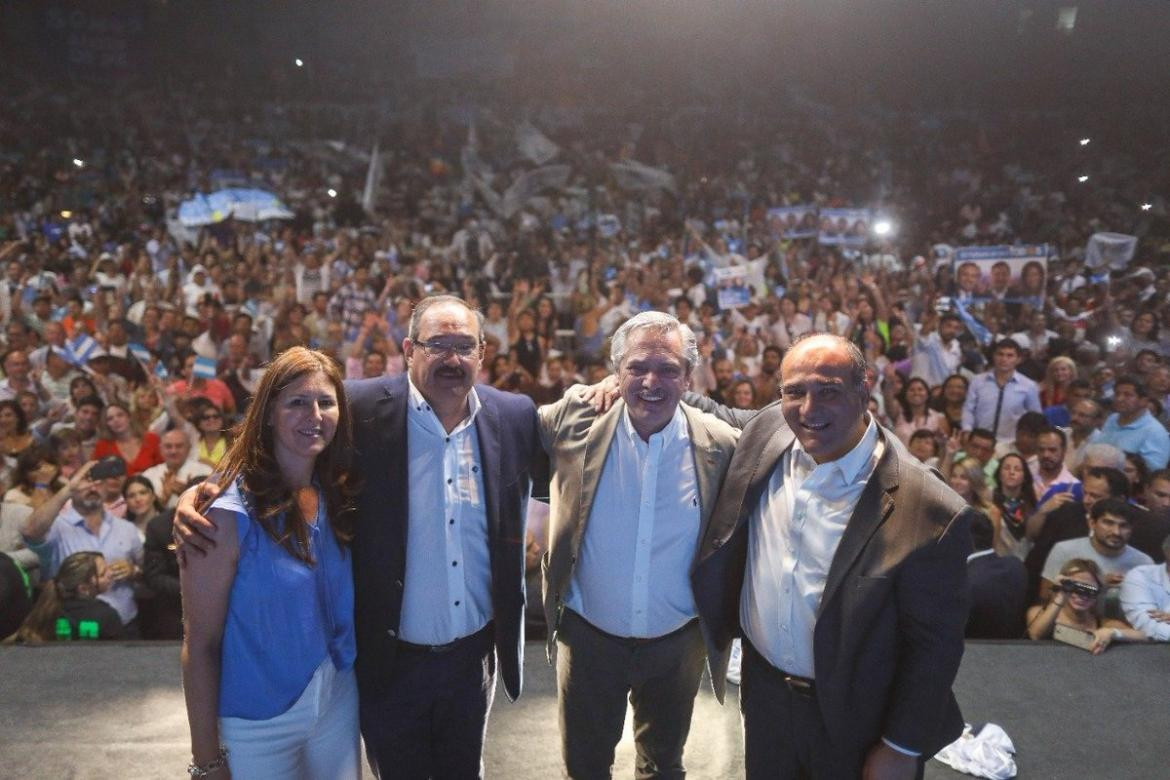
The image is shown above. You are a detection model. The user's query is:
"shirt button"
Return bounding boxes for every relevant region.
[449,518,455,525]
[472,466,478,473]
[712,538,723,549]
[452,560,458,567]
[454,600,461,607]
[447,478,453,485]
[446,437,450,443]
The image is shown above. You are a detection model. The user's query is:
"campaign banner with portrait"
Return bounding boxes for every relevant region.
[714,265,752,310]
[818,208,872,247]
[766,205,819,239]
[952,244,1050,306]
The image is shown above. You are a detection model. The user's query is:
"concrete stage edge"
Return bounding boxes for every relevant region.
[2,641,1166,779]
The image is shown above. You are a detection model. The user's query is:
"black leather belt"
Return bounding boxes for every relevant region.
[743,636,816,697]
[396,622,493,654]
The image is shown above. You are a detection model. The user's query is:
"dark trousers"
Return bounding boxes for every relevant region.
[556,609,707,780]
[740,639,923,780]
[360,623,496,780]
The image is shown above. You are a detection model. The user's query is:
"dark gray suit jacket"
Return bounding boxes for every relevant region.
[691,401,973,758]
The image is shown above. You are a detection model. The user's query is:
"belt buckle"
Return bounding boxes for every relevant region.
[783,674,814,696]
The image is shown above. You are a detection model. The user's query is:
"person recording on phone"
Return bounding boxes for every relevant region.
[18,456,143,635]
[1025,558,1143,653]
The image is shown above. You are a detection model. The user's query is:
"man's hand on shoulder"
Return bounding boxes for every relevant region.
[173,481,224,565]
[576,375,620,414]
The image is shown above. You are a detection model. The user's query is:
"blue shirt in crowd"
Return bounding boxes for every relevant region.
[1092,410,1170,471]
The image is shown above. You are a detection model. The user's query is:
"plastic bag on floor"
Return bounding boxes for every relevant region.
[933,722,1017,779]
[725,638,742,686]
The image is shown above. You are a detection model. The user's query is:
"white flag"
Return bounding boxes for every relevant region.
[609,160,676,193]
[516,122,559,165]
[1085,232,1137,270]
[362,142,382,215]
[501,165,571,218]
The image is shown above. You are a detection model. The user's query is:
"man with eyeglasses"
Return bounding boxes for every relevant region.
[176,294,544,778]
[687,333,972,779]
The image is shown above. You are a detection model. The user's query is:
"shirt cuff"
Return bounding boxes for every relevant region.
[882,737,921,758]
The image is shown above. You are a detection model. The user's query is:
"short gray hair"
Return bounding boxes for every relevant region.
[1079,442,1126,472]
[609,311,700,374]
[408,295,486,342]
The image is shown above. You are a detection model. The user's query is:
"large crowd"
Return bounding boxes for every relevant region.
[2,67,1170,654]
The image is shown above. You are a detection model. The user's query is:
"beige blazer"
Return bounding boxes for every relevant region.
[537,389,739,666]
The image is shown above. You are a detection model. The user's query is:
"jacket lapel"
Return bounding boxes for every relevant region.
[473,391,502,542]
[575,401,622,548]
[816,429,900,620]
[683,405,727,545]
[699,416,794,565]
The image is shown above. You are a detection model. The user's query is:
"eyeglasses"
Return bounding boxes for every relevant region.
[200,413,223,422]
[416,339,482,358]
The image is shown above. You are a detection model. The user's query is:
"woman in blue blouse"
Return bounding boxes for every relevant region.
[181,347,359,778]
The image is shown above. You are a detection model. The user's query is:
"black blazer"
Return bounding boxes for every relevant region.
[692,405,972,758]
[966,551,1027,639]
[346,374,540,702]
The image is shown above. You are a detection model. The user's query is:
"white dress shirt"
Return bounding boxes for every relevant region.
[565,405,701,638]
[1119,563,1170,642]
[398,381,493,644]
[741,418,882,678]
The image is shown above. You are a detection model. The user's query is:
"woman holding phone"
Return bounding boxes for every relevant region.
[180,347,359,778]
[1025,558,1144,652]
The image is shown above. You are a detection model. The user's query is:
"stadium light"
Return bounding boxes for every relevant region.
[60,210,73,219]
[1141,203,1153,211]
[873,220,894,237]
[72,158,84,168]
[295,58,305,68]
[1077,175,1089,183]
[1079,138,1091,146]
[327,188,338,198]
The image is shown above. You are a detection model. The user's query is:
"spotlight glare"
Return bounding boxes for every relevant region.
[1141,203,1153,211]
[60,210,73,219]
[1077,175,1089,183]
[873,220,893,236]
[72,158,84,167]
[295,58,304,68]
[327,188,338,198]
[1079,138,1091,146]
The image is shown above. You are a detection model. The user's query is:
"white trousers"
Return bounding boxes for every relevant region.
[219,658,360,779]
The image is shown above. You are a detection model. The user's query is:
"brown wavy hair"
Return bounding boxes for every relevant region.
[212,347,356,564]
[18,551,104,642]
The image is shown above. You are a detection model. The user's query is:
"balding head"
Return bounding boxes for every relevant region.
[779,334,871,464]
[160,428,192,468]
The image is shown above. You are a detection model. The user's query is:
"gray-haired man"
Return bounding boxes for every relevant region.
[539,311,739,778]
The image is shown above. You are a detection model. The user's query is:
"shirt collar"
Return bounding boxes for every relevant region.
[619,402,685,448]
[63,504,113,530]
[407,377,481,432]
[793,415,880,483]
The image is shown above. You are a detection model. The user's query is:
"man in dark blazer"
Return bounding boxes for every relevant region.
[346,296,541,778]
[176,295,542,779]
[691,334,972,779]
[965,513,1027,639]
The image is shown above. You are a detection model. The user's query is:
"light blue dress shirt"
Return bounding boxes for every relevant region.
[1091,410,1170,470]
[26,506,142,625]
[961,370,1041,442]
[565,405,701,639]
[398,380,494,645]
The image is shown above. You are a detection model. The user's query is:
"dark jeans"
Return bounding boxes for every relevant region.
[556,609,707,780]
[360,623,496,780]
[740,639,923,780]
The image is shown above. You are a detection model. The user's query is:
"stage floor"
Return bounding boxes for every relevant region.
[1,640,1166,779]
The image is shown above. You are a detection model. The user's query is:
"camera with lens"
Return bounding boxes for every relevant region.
[1056,579,1099,598]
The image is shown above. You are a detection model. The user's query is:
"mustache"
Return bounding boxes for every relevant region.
[434,366,466,377]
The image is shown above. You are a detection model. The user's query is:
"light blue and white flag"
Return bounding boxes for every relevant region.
[67,333,98,366]
[193,356,218,379]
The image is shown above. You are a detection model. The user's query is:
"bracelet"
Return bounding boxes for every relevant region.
[187,746,229,777]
